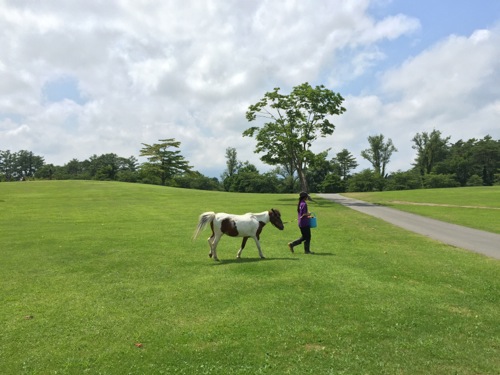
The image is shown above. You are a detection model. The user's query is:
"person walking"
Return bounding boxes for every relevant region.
[288,191,314,254]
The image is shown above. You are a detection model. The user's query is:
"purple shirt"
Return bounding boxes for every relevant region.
[298,200,309,228]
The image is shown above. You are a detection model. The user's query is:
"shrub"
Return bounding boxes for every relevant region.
[466,174,483,186]
[347,169,377,192]
[319,173,345,193]
[385,170,423,191]
[423,173,460,188]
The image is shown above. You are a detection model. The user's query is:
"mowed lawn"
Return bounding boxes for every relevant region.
[343,186,500,234]
[1,181,499,374]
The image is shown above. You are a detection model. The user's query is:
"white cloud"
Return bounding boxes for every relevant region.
[376,27,500,169]
[316,25,500,174]
[0,0,498,179]
[365,13,420,42]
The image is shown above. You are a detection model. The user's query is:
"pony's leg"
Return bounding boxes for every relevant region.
[236,237,249,258]
[207,235,215,258]
[253,238,265,259]
[211,235,221,261]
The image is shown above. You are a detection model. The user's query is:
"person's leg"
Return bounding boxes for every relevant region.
[302,227,313,254]
[288,232,304,253]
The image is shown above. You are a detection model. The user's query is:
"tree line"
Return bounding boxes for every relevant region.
[1,83,499,192]
[2,131,498,192]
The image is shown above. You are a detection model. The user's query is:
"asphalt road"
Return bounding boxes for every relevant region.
[317,193,500,260]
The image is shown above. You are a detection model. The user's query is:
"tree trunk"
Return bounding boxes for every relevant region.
[297,167,309,192]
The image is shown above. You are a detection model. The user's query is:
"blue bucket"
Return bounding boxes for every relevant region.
[309,213,317,228]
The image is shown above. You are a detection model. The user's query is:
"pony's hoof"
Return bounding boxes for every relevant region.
[208,253,213,258]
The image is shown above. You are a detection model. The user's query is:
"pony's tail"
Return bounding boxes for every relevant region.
[192,212,216,240]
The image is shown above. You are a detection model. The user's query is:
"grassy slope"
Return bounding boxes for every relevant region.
[343,186,500,234]
[1,181,499,374]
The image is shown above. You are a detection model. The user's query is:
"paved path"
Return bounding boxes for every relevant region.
[317,194,500,260]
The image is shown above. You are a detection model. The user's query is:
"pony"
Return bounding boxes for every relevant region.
[193,209,284,261]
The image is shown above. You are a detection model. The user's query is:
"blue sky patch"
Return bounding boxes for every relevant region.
[0,113,25,123]
[42,76,87,105]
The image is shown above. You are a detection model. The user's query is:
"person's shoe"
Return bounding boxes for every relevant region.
[288,243,294,253]
[305,251,315,254]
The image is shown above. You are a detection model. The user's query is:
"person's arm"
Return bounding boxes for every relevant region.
[299,203,310,218]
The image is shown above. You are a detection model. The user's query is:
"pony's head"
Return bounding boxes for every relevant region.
[269,208,284,230]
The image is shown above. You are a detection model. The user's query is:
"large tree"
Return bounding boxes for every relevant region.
[412,129,450,175]
[434,139,476,186]
[16,150,44,178]
[243,82,346,192]
[0,149,44,181]
[0,150,17,181]
[220,147,241,181]
[333,148,358,180]
[306,150,335,193]
[221,147,242,191]
[140,139,192,186]
[361,134,397,178]
[472,135,500,186]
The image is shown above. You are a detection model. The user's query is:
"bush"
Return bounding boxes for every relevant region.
[384,170,423,191]
[319,174,345,193]
[423,173,460,188]
[494,173,500,186]
[116,170,139,183]
[173,174,222,191]
[347,169,377,192]
[466,174,483,186]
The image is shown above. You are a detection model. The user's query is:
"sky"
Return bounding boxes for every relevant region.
[1,0,499,178]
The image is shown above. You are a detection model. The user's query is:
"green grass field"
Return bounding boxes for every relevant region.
[343,186,500,234]
[1,181,499,374]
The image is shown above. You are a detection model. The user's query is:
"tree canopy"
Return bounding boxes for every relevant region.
[361,134,397,178]
[412,129,451,175]
[139,139,192,186]
[333,149,359,181]
[1,132,498,192]
[243,82,346,192]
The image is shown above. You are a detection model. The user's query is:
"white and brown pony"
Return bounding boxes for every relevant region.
[193,209,284,261]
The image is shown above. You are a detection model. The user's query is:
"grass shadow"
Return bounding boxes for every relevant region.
[275,196,338,208]
[287,252,336,257]
[211,257,300,265]
[310,252,336,256]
